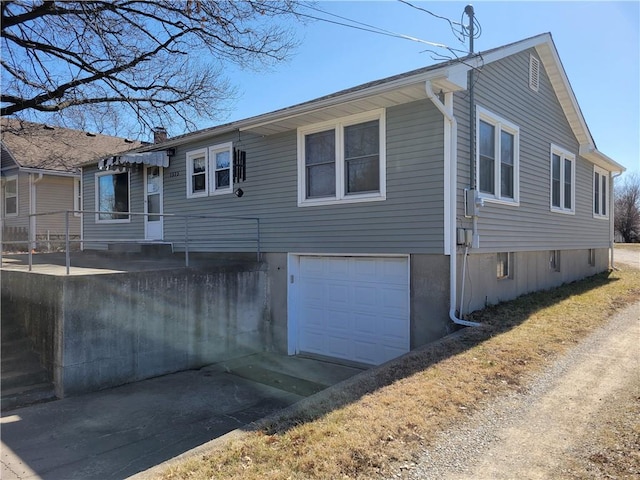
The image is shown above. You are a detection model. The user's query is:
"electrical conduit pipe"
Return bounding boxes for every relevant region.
[425,80,481,328]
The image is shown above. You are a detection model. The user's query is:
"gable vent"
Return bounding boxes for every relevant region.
[529,55,540,92]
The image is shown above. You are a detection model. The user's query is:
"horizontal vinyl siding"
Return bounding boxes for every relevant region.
[81,166,144,248]
[1,148,17,170]
[35,176,80,236]
[158,99,445,254]
[455,48,609,252]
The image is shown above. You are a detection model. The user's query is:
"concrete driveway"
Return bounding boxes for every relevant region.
[1,353,363,480]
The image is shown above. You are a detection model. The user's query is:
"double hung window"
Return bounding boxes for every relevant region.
[593,166,609,219]
[186,142,233,198]
[4,176,17,216]
[73,178,82,217]
[550,145,575,214]
[298,110,386,206]
[476,107,520,205]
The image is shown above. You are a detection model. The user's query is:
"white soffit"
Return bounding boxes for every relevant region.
[241,83,429,135]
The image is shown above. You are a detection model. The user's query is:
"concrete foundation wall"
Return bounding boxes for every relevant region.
[410,254,451,347]
[1,264,270,397]
[458,248,609,315]
[2,247,608,396]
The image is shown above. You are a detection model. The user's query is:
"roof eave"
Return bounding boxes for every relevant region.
[579,146,625,173]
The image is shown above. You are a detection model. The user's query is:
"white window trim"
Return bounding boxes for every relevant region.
[186,147,209,198]
[186,142,234,198]
[297,109,387,207]
[593,165,609,220]
[476,106,520,206]
[209,141,233,196]
[4,175,18,217]
[549,144,575,215]
[73,177,82,217]
[95,170,131,224]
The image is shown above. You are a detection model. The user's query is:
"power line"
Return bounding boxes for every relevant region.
[397,0,467,44]
[291,3,469,56]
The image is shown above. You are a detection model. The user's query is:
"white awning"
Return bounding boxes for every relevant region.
[98,151,169,170]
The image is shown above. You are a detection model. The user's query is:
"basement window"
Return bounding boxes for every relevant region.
[588,249,596,267]
[549,250,561,272]
[497,252,512,280]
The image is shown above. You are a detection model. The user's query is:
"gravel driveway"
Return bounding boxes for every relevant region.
[391,283,639,479]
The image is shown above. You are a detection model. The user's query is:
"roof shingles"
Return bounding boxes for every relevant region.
[1,118,142,173]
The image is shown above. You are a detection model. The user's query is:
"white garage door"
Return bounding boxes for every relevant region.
[296,256,409,365]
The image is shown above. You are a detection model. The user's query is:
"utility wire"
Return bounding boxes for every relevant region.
[291,3,469,56]
[397,0,467,44]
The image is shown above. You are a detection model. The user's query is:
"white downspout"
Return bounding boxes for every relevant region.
[425,81,481,328]
[29,173,44,250]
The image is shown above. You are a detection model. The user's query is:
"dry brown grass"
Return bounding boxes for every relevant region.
[160,265,640,480]
[617,243,640,250]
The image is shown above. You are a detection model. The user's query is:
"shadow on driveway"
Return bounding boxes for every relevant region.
[1,354,363,480]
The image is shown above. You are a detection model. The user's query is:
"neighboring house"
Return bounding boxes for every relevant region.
[1,119,141,249]
[81,33,624,366]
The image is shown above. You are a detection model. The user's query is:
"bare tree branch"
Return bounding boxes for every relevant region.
[615,173,640,243]
[1,0,305,135]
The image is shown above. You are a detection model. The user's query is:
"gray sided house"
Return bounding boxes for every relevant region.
[1,118,141,249]
[81,33,624,367]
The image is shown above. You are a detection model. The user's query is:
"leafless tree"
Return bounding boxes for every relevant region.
[615,172,640,243]
[1,1,304,136]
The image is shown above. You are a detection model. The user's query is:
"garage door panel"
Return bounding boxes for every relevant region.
[352,285,380,310]
[353,339,379,364]
[350,257,379,280]
[381,258,409,285]
[381,320,409,340]
[296,256,409,366]
[325,257,349,276]
[353,312,378,335]
[326,283,350,305]
[323,335,352,358]
[325,310,352,331]
[379,286,409,314]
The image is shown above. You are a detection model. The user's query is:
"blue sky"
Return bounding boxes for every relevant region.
[217,1,639,177]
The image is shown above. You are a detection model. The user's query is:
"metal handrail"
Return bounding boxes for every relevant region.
[1,209,261,274]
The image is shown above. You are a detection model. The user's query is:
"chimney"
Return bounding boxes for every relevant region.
[153,126,167,144]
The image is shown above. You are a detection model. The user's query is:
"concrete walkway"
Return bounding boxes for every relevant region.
[1,354,363,480]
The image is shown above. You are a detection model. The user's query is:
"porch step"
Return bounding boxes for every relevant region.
[107,242,173,256]
[1,382,57,411]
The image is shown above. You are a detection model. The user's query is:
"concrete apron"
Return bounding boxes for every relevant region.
[0,353,364,480]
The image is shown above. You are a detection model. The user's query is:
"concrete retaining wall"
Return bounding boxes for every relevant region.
[1,264,269,397]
